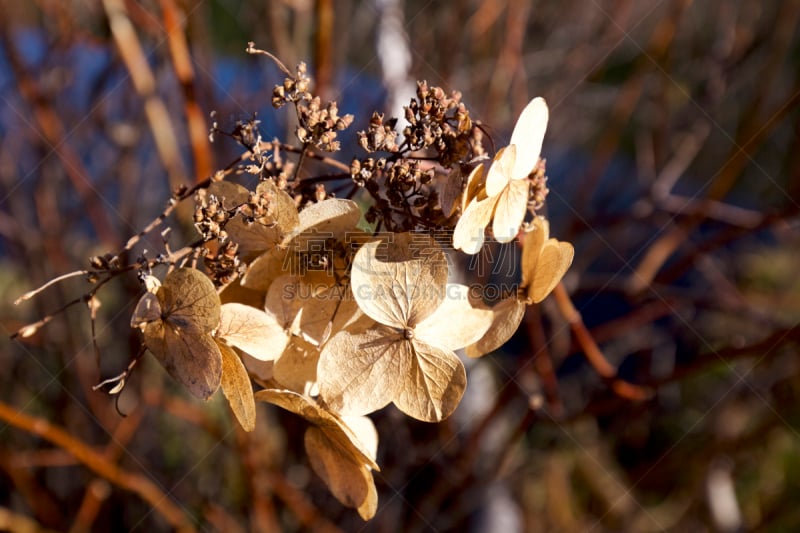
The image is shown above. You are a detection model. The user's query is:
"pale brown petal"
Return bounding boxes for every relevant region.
[305,427,377,520]
[394,337,467,422]
[219,277,266,309]
[340,415,379,465]
[508,97,548,180]
[218,341,256,431]
[414,284,493,351]
[240,352,274,384]
[206,181,249,210]
[158,267,221,332]
[225,217,283,261]
[485,145,516,197]
[317,325,403,416]
[528,240,574,304]
[139,268,224,400]
[226,180,299,258]
[464,296,526,358]
[272,336,320,395]
[453,193,497,254]
[521,217,549,289]
[350,233,448,328]
[263,274,343,340]
[257,180,300,233]
[295,198,361,237]
[242,201,357,290]
[461,163,486,212]
[131,292,160,329]
[439,166,461,218]
[264,274,308,329]
[254,388,379,470]
[521,217,574,303]
[492,178,529,243]
[217,303,288,361]
[143,321,222,400]
[242,245,296,291]
[296,284,351,347]
[254,389,380,519]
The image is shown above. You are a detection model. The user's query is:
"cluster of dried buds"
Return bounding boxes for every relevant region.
[356,81,478,166]
[192,191,243,284]
[350,81,491,231]
[528,158,549,212]
[229,117,262,151]
[296,98,353,152]
[204,240,241,286]
[193,193,229,242]
[358,112,401,153]
[249,141,294,189]
[272,62,354,152]
[271,61,312,107]
[403,81,477,166]
[354,155,438,231]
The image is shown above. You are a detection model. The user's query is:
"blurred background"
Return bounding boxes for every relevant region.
[1,0,800,531]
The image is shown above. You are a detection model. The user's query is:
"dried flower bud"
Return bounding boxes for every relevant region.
[350,158,362,176]
[315,183,327,202]
[337,114,354,130]
[89,256,106,269]
[358,131,370,152]
[404,106,416,125]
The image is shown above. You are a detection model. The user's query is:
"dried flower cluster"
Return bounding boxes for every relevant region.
[352,81,488,232]
[271,60,354,152]
[16,48,574,521]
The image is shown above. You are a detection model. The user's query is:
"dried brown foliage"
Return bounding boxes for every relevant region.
[3,2,800,531]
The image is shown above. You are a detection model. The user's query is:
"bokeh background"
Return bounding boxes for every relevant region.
[2,1,800,531]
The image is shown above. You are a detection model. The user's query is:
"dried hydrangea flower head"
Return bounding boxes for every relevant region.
[318,233,492,422]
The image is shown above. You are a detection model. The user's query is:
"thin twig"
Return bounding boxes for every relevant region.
[11,244,196,340]
[272,139,353,170]
[246,42,293,77]
[14,270,89,305]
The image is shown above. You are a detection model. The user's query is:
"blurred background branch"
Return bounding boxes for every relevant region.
[1,0,799,531]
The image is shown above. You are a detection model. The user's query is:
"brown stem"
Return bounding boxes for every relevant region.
[272,142,351,172]
[103,0,188,190]
[160,0,213,183]
[552,283,653,401]
[312,0,335,103]
[0,401,197,532]
[527,304,564,414]
[265,471,345,533]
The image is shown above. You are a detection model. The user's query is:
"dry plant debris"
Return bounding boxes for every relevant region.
[13,47,574,520]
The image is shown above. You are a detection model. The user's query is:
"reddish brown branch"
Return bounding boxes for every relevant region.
[0,401,197,533]
[552,283,653,401]
[103,0,188,190]
[160,0,213,183]
[265,471,345,533]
